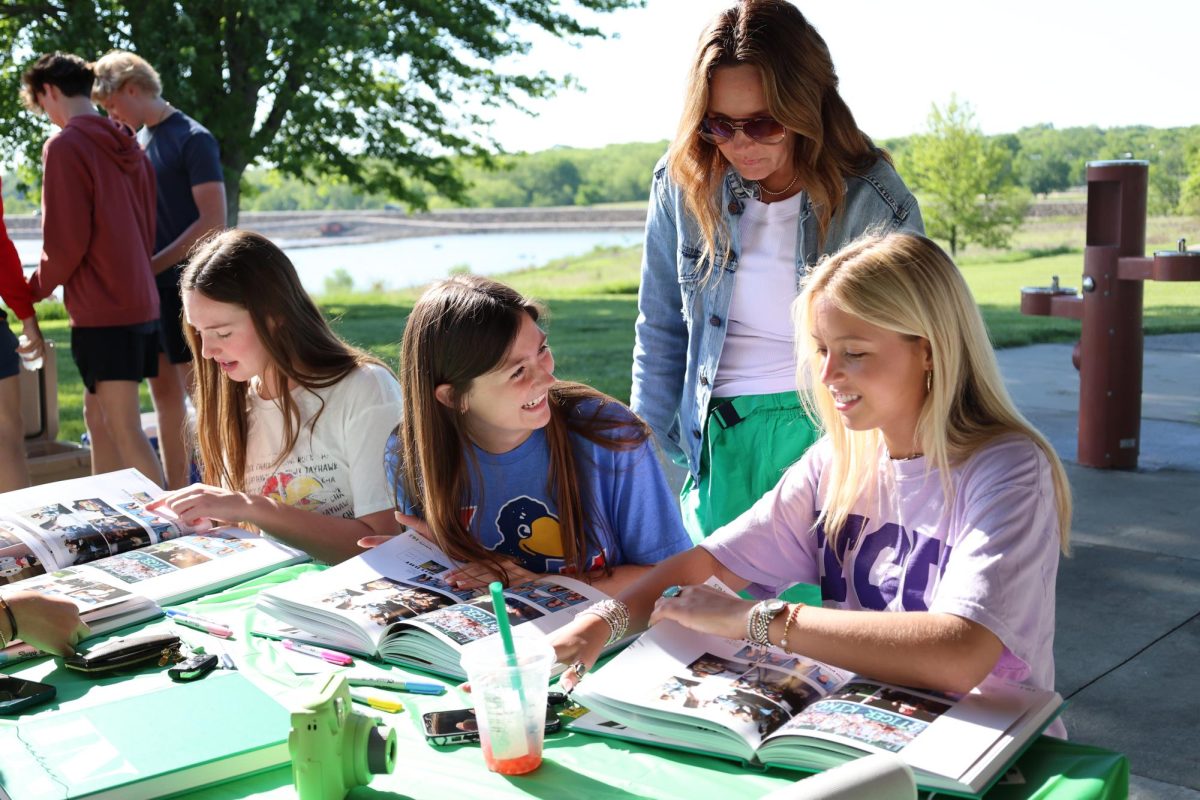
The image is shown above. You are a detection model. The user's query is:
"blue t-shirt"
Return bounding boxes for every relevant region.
[387,401,691,576]
[139,110,223,280]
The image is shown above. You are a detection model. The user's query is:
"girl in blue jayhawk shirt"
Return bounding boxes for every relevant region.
[385,275,691,593]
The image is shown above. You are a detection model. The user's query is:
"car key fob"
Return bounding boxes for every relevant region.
[168,652,219,682]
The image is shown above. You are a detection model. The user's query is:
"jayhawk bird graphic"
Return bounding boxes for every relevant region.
[490,496,564,573]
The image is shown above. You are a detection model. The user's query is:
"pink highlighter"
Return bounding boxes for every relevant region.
[282,639,354,666]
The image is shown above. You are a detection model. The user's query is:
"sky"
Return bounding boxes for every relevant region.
[482,0,1199,153]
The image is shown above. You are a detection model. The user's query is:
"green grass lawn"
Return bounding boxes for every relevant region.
[14,214,1200,444]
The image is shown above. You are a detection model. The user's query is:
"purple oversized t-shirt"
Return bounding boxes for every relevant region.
[702,434,1065,735]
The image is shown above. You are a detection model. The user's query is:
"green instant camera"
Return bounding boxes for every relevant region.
[290,673,397,799]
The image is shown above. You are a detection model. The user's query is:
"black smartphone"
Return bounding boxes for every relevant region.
[423,706,560,746]
[0,676,56,715]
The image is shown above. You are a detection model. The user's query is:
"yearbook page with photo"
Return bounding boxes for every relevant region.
[0,470,308,661]
[255,531,621,680]
[570,582,1063,798]
[0,469,190,583]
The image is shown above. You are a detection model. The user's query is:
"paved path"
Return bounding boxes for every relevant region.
[997,333,1200,799]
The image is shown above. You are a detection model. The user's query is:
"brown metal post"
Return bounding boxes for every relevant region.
[1078,161,1148,469]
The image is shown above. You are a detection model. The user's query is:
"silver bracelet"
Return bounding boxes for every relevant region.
[578,599,631,645]
[749,604,772,646]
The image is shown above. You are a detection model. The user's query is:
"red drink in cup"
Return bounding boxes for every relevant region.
[481,738,544,775]
[461,634,554,776]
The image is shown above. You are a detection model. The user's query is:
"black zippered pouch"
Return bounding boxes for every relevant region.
[64,633,183,675]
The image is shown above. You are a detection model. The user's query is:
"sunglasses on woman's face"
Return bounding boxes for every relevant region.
[698,116,787,145]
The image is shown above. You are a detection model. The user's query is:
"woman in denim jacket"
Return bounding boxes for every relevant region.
[632,0,924,542]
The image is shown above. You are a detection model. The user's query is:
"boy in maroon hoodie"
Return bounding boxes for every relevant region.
[20,52,165,486]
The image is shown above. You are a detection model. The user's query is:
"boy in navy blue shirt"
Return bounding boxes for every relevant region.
[93,51,227,489]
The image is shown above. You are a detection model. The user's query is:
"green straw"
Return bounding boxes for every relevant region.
[489,581,527,704]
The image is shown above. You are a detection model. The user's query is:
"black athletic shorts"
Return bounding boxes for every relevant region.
[70,321,160,393]
[156,265,193,364]
[0,317,19,380]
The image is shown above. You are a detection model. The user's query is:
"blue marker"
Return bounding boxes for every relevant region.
[345,674,446,695]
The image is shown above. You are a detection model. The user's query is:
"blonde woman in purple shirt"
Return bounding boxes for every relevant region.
[552,233,1071,731]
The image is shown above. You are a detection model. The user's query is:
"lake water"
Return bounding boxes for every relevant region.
[12,229,643,295]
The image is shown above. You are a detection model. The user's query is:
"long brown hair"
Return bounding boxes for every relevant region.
[396,274,650,582]
[182,229,385,492]
[795,233,1071,554]
[670,0,886,278]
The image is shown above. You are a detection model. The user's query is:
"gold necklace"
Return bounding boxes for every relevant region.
[759,171,799,197]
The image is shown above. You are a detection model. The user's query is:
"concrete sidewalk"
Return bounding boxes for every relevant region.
[997,333,1200,799]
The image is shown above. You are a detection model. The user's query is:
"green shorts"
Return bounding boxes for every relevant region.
[680,390,821,544]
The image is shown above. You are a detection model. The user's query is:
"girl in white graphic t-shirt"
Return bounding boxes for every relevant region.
[552,233,1072,712]
[148,230,402,563]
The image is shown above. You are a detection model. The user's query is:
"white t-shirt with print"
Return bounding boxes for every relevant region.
[243,363,400,521]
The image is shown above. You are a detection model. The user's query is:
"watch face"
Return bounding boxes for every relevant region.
[763,599,787,616]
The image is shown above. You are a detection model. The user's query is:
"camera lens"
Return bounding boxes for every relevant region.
[366,725,397,774]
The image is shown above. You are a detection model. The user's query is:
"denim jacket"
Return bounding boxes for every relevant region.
[630,154,924,479]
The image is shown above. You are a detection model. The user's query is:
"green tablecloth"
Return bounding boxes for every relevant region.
[1,567,1129,800]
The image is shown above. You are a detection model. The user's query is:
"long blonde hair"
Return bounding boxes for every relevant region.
[669,0,886,280]
[182,230,385,492]
[796,233,1071,553]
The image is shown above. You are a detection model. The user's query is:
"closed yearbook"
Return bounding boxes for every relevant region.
[0,672,290,800]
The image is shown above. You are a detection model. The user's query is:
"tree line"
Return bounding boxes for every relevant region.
[9,103,1194,260]
[232,116,1200,229]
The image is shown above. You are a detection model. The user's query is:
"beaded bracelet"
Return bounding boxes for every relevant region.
[779,602,804,652]
[578,599,631,645]
[0,595,16,648]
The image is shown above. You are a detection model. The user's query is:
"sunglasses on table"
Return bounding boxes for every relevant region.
[698,116,788,145]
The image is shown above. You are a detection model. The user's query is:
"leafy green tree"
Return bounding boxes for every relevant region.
[1014,124,1105,189]
[900,97,1030,256]
[0,0,638,223]
[526,154,583,207]
[573,140,665,205]
[1179,143,1200,216]
[1099,126,1185,214]
[1014,124,1073,196]
[1056,126,1106,187]
[440,139,665,208]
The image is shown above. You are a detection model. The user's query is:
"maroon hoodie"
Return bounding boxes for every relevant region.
[28,114,158,327]
[0,177,35,320]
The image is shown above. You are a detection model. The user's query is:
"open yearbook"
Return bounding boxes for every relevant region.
[570,583,1063,798]
[0,469,308,654]
[256,531,618,680]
